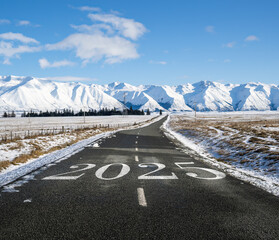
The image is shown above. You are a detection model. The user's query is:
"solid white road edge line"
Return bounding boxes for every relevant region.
[137,187,147,207]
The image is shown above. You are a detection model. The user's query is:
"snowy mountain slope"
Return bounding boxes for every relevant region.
[270,86,279,110]
[0,76,124,112]
[144,85,193,111]
[104,82,165,111]
[181,81,234,111]
[0,75,278,112]
[230,83,272,111]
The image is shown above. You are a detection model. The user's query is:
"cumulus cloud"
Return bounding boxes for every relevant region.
[88,13,147,40]
[39,58,75,69]
[223,41,236,48]
[78,6,101,12]
[0,32,40,64]
[46,33,139,64]
[3,58,11,65]
[205,25,215,33]
[245,35,259,41]
[0,32,39,44]
[0,41,40,58]
[46,10,146,65]
[71,23,114,34]
[0,19,10,25]
[18,20,31,26]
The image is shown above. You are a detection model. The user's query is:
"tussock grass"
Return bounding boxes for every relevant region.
[0,117,159,172]
[170,115,279,172]
[0,161,11,171]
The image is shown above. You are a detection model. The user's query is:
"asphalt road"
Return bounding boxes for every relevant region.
[1,117,279,239]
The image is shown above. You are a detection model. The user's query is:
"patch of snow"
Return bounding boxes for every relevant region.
[92,142,99,148]
[162,115,279,197]
[0,115,165,188]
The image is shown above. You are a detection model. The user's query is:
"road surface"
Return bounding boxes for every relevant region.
[1,117,279,239]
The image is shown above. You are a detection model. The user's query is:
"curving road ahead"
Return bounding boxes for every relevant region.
[1,117,279,239]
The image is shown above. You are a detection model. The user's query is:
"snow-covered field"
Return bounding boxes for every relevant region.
[0,114,164,188]
[165,112,279,196]
[0,115,156,139]
[0,115,157,169]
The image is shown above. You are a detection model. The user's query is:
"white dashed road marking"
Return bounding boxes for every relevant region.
[135,156,139,162]
[137,188,147,207]
[135,147,138,151]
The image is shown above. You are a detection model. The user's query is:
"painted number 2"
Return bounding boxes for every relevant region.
[138,163,178,179]
[43,164,96,180]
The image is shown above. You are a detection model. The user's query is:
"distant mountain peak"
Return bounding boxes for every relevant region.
[0,75,278,112]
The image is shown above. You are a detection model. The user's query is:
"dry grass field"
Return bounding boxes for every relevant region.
[0,115,160,172]
[169,112,279,177]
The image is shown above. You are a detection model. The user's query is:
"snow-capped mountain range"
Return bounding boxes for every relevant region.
[0,75,279,112]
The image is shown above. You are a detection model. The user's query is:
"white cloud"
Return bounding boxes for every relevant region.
[0,32,39,44]
[46,11,146,65]
[78,6,101,12]
[224,59,231,63]
[149,60,167,65]
[88,13,147,40]
[223,41,236,48]
[3,58,11,65]
[245,35,259,41]
[46,33,139,64]
[39,58,75,69]
[18,20,31,26]
[0,41,41,58]
[0,19,10,25]
[71,23,114,34]
[0,33,40,64]
[205,25,215,33]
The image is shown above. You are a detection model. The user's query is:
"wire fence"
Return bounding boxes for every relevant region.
[0,122,136,142]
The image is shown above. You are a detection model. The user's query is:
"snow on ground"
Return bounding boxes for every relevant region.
[163,112,279,196]
[0,115,156,139]
[0,114,165,188]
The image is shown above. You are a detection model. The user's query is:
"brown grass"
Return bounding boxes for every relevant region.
[171,115,279,170]
[0,161,11,171]
[0,117,156,172]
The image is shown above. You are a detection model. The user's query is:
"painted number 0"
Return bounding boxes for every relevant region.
[95,163,130,180]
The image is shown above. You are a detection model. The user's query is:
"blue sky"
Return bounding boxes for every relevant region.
[0,0,278,85]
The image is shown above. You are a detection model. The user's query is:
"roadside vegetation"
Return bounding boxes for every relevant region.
[169,114,279,177]
[0,116,159,172]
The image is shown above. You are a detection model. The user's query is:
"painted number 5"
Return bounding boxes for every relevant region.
[175,162,226,180]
